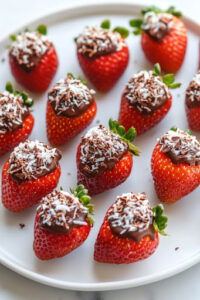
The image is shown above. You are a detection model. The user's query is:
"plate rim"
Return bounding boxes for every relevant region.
[0,0,200,291]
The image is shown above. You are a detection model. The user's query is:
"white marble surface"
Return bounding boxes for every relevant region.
[0,0,200,299]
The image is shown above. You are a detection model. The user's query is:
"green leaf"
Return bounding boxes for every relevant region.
[5,82,13,93]
[166,6,182,17]
[162,73,175,85]
[152,205,168,236]
[129,19,143,28]
[108,118,139,156]
[60,186,63,191]
[133,29,142,35]
[67,72,87,85]
[113,27,129,39]
[9,34,17,41]
[170,126,177,131]
[36,24,47,35]
[168,83,182,89]
[70,184,94,225]
[74,37,78,43]
[141,5,162,15]
[152,63,161,76]
[186,129,192,135]
[101,19,111,29]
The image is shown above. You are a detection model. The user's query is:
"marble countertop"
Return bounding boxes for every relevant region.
[0,0,200,299]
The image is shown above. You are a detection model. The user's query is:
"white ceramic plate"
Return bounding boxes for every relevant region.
[0,0,200,291]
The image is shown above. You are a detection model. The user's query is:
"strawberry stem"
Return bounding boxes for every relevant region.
[100,19,129,39]
[67,72,87,85]
[70,184,94,225]
[152,63,181,89]
[109,118,140,156]
[5,82,34,107]
[152,204,168,236]
[36,24,47,35]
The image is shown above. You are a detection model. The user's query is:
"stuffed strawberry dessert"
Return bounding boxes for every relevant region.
[76,20,129,92]
[94,192,167,264]
[0,82,34,156]
[2,140,61,212]
[9,25,58,93]
[151,128,200,204]
[77,119,139,195]
[46,73,97,146]
[185,71,200,130]
[33,185,94,260]
[129,6,187,73]
[119,64,181,135]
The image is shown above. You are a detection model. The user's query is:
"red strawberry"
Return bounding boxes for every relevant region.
[76,20,129,92]
[46,74,97,146]
[77,119,139,195]
[130,7,187,73]
[118,64,180,135]
[0,82,34,156]
[9,25,58,93]
[2,140,61,212]
[185,71,200,130]
[151,128,200,204]
[94,192,167,264]
[33,185,93,260]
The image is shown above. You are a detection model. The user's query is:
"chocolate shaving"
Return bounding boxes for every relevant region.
[186,71,200,108]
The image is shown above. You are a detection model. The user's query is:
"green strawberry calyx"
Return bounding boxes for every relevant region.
[5,82,34,107]
[109,118,140,156]
[70,184,94,226]
[152,204,168,236]
[9,24,47,43]
[129,6,182,35]
[170,126,192,135]
[152,63,181,89]
[67,72,87,86]
[100,19,129,39]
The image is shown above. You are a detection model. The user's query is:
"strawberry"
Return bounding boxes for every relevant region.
[76,20,129,92]
[9,25,58,93]
[151,128,200,204]
[94,192,168,264]
[185,71,200,130]
[33,185,94,260]
[77,119,139,195]
[0,82,34,156]
[2,140,61,212]
[46,73,97,146]
[129,6,187,73]
[119,64,180,135]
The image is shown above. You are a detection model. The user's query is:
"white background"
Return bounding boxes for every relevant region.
[0,0,200,299]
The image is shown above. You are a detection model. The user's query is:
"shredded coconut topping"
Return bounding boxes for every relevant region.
[79,125,128,177]
[142,12,173,40]
[8,140,61,182]
[108,192,154,234]
[48,76,95,116]
[38,190,88,232]
[0,91,30,133]
[10,32,51,70]
[125,71,170,114]
[159,129,200,166]
[186,71,200,104]
[76,26,124,58]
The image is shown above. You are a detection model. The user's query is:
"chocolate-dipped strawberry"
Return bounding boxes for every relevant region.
[0,82,34,156]
[151,127,200,203]
[9,25,58,93]
[94,192,168,264]
[76,20,129,92]
[119,64,181,135]
[185,71,200,130]
[46,73,97,146]
[2,140,61,212]
[129,6,187,73]
[76,119,139,195]
[33,185,94,260]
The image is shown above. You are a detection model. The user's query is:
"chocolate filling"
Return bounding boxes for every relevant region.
[186,79,200,108]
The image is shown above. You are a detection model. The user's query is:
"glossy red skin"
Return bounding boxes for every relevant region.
[141,16,187,73]
[9,44,58,93]
[94,213,159,264]
[119,94,172,135]
[186,104,200,131]
[76,144,133,195]
[0,114,34,156]
[2,162,61,212]
[33,213,91,260]
[46,101,97,146]
[151,144,200,204]
[77,44,129,92]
